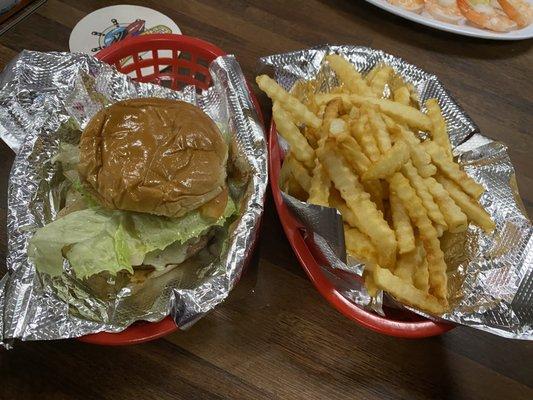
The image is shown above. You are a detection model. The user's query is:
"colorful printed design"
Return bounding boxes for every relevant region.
[90,18,172,52]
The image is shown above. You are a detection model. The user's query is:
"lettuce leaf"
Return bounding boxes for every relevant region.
[51,143,80,168]
[143,240,190,270]
[131,200,234,252]
[28,209,112,277]
[66,229,133,278]
[28,198,236,279]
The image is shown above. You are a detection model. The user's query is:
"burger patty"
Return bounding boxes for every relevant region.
[130,230,214,284]
[83,230,215,299]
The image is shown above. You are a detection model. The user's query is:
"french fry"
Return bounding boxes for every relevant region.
[338,135,372,173]
[370,65,393,97]
[423,141,485,199]
[436,175,495,233]
[273,103,315,169]
[320,98,343,139]
[390,192,416,254]
[329,189,357,226]
[340,114,351,125]
[373,265,446,314]
[290,79,316,107]
[362,140,410,181]
[393,86,411,106]
[302,126,318,148]
[256,75,321,129]
[363,180,385,214]
[382,113,398,132]
[317,104,327,119]
[389,173,448,301]
[284,155,312,193]
[424,176,468,233]
[367,105,392,153]
[344,225,378,265]
[308,159,330,206]
[381,180,390,200]
[394,243,425,284]
[406,82,420,106]
[364,269,379,297]
[286,175,308,200]
[387,71,406,90]
[364,97,431,131]
[409,143,437,178]
[426,99,453,160]
[279,153,292,192]
[329,118,348,138]
[364,64,380,84]
[412,238,430,292]
[388,123,436,178]
[351,113,381,163]
[402,161,447,228]
[348,106,360,119]
[332,186,383,230]
[336,138,384,211]
[315,94,431,131]
[318,140,397,267]
[314,93,346,106]
[325,54,373,96]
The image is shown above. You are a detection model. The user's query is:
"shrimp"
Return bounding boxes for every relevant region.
[424,0,465,24]
[497,0,533,27]
[457,0,518,31]
[388,0,426,13]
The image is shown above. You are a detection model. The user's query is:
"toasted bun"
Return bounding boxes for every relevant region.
[78,98,228,217]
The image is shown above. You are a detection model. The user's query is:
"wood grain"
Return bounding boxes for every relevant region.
[0,1,532,399]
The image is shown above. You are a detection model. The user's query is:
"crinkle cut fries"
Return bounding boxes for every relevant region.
[257,54,494,315]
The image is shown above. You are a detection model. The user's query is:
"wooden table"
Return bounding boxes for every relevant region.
[0,1,532,399]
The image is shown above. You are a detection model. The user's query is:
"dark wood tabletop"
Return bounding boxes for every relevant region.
[0,1,532,399]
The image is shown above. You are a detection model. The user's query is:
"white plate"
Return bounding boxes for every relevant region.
[69,5,181,55]
[365,0,533,40]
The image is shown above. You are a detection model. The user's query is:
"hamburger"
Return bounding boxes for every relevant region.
[28,98,234,295]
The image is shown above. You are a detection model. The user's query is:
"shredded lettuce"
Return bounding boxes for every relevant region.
[70,179,98,208]
[52,143,80,168]
[131,208,224,252]
[28,198,236,279]
[53,141,98,209]
[143,240,190,270]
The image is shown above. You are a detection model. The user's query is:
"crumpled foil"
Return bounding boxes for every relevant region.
[0,51,267,348]
[260,45,532,340]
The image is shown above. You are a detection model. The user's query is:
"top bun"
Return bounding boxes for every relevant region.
[78,98,228,218]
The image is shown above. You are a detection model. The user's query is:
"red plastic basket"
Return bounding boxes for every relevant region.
[79,34,262,345]
[269,123,455,338]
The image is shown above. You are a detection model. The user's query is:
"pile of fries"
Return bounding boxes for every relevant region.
[257,54,495,314]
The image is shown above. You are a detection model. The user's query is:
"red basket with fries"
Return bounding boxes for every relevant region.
[269,126,455,339]
[264,58,456,338]
[269,128,454,338]
[78,34,262,345]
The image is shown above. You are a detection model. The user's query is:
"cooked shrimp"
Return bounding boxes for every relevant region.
[388,0,426,13]
[424,0,465,24]
[497,0,533,27]
[457,0,518,31]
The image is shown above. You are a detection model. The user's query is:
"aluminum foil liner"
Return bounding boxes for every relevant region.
[260,45,532,340]
[0,51,267,348]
